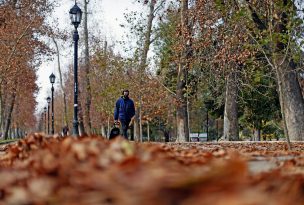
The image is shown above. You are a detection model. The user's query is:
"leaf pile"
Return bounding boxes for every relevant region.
[0,133,303,205]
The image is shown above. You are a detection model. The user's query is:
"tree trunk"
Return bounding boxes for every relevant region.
[223,70,239,141]
[1,89,8,135]
[130,123,134,141]
[176,65,188,143]
[139,0,155,71]
[13,128,17,139]
[176,85,188,142]
[107,117,110,138]
[78,96,86,136]
[101,124,106,137]
[52,37,68,127]
[272,1,304,142]
[176,0,191,142]
[137,0,156,141]
[8,128,12,139]
[134,109,140,141]
[244,0,302,143]
[139,96,143,142]
[215,119,218,141]
[275,61,304,141]
[15,128,18,139]
[38,114,43,133]
[83,0,92,133]
[164,130,170,142]
[147,121,150,142]
[4,91,16,140]
[16,127,20,138]
[254,129,261,141]
[0,88,2,134]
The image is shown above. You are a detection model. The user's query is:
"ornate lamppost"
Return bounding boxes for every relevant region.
[47,96,51,134]
[69,1,82,136]
[44,107,47,133]
[49,73,56,135]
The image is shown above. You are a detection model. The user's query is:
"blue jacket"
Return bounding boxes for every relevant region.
[114,97,135,121]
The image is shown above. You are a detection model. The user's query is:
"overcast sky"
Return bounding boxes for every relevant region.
[36,0,141,112]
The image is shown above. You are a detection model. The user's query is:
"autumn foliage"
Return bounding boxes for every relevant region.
[0,0,55,136]
[0,134,303,204]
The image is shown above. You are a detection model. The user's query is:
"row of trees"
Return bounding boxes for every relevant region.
[43,0,304,142]
[0,0,56,139]
[5,0,302,142]
[45,0,304,142]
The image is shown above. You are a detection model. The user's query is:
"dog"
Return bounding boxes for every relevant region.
[109,122,120,140]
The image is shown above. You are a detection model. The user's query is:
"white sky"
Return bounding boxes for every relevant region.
[36,0,142,112]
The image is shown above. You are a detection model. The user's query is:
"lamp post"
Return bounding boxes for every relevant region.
[204,100,213,141]
[47,97,51,134]
[69,2,82,136]
[44,107,47,133]
[49,73,55,135]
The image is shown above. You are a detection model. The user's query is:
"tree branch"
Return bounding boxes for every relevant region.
[154,76,176,97]
[1,16,36,74]
[242,0,267,30]
[246,30,275,71]
[153,0,166,16]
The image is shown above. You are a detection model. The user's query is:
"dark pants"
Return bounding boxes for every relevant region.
[120,119,130,140]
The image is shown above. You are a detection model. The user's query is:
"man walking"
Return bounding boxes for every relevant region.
[114,89,135,139]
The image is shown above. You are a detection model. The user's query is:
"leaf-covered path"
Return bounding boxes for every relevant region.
[0,134,303,205]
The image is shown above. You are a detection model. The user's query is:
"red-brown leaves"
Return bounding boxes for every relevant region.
[0,134,303,204]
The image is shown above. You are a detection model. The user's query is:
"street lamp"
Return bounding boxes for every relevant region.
[49,73,55,135]
[204,100,213,141]
[69,2,82,136]
[44,107,47,133]
[47,97,51,134]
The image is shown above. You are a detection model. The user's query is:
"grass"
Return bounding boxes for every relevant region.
[0,138,18,145]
